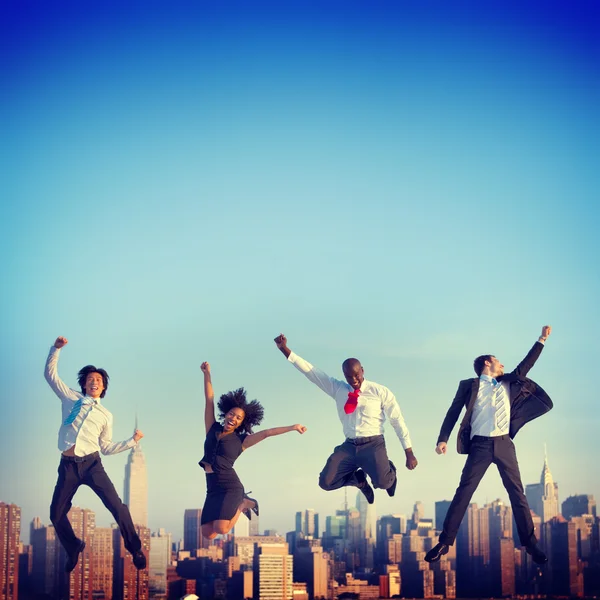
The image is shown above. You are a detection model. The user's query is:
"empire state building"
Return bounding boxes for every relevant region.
[124,418,148,526]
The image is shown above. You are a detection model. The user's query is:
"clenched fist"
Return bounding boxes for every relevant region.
[54,336,68,349]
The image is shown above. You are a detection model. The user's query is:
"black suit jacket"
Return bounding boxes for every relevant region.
[436,342,553,454]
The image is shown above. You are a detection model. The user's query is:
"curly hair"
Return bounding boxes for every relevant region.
[78,365,109,398]
[217,388,264,435]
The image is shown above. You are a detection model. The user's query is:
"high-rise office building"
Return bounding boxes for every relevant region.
[112,525,150,600]
[123,421,148,527]
[183,510,204,551]
[294,540,328,600]
[295,510,319,539]
[543,516,584,597]
[377,514,405,564]
[30,523,59,598]
[0,502,21,600]
[456,503,491,597]
[233,515,250,538]
[91,527,114,600]
[526,449,559,524]
[355,491,376,570]
[435,501,451,533]
[562,495,597,520]
[64,507,95,600]
[254,543,293,600]
[149,529,171,597]
[488,500,515,598]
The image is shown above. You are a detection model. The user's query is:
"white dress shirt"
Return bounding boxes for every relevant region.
[45,347,137,457]
[470,374,511,438]
[288,351,413,449]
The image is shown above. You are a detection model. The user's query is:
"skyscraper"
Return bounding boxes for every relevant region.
[562,494,597,520]
[294,540,328,600]
[254,543,293,600]
[435,501,451,533]
[0,502,21,600]
[30,523,59,598]
[149,529,171,597]
[295,510,319,539]
[355,491,376,569]
[91,527,114,600]
[183,510,204,552]
[123,419,148,527]
[63,507,95,600]
[526,448,559,524]
[113,525,150,600]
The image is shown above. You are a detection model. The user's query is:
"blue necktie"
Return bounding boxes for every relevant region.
[63,398,94,425]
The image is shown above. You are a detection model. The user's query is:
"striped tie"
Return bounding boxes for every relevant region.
[494,382,508,432]
[63,399,94,425]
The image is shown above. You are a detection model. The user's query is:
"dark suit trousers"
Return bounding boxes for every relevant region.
[439,435,536,547]
[319,435,395,491]
[50,453,141,556]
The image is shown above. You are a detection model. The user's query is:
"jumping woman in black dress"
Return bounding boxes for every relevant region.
[199,361,307,539]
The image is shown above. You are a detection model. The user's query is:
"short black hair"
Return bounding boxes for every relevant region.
[217,388,264,435]
[473,355,494,377]
[77,365,109,398]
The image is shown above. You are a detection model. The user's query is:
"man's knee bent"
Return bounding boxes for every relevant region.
[318,472,338,491]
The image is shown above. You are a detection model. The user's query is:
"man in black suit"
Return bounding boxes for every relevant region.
[425,326,553,565]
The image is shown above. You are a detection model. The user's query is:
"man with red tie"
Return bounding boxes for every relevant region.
[274,334,417,503]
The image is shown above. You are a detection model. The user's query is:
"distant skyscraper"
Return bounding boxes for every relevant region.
[183,510,204,551]
[0,502,21,600]
[435,501,451,533]
[543,516,584,597]
[149,529,171,597]
[63,507,95,600]
[562,494,597,520]
[488,500,515,598]
[249,512,260,536]
[355,491,376,569]
[294,540,328,600]
[526,448,559,524]
[377,514,405,564]
[295,510,319,539]
[91,527,114,600]
[411,501,424,529]
[113,525,150,600]
[233,515,250,537]
[456,503,491,597]
[30,523,59,598]
[254,543,293,600]
[123,419,148,527]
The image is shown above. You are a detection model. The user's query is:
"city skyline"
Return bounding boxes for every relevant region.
[2,0,599,548]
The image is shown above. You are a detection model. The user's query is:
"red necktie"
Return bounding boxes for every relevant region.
[344,389,360,414]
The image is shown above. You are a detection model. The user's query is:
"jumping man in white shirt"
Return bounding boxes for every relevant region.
[274,334,418,503]
[44,336,147,572]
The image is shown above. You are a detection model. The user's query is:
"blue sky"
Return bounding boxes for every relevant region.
[1,0,598,542]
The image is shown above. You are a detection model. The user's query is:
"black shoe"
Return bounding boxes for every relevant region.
[386,461,397,497]
[526,543,548,565]
[132,550,147,570]
[355,469,375,504]
[243,493,259,519]
[65,540,85,573]
[425,542,449,563]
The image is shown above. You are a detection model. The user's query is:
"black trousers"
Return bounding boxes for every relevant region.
[50,453,141,556]
[319,435,395,491]
[439,435,536,547]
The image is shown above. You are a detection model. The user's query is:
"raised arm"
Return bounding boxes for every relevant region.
[44,337,82,402]
[382,389,418,470]
[513,325,551,378]
[98,415,141,455]
[242,424,307,450]
[201,362,216,433]
[274,333,343,399]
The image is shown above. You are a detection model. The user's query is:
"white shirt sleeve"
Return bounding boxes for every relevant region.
[287,351,344,399]
[382,388,413,450]
[98,413,137,455]
[44,347,82,403]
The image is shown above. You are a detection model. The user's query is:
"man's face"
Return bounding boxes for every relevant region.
[487,356,505,377]
[343,361,364,390]
[85,372,105,398]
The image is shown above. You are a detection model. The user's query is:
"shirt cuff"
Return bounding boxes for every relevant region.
[127,437,137,449]
[287,351,298,363]
[537,338,546,344]
[399,436,413,450]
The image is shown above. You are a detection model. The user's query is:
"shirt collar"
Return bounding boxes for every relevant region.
[83,396,100,405]
[479,374,495,384]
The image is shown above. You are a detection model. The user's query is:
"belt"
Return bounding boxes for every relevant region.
[472,434,510,442]
[345,435,383,445]
[61,451,99,463]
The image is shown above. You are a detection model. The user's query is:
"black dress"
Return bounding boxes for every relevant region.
[199,422,248,524]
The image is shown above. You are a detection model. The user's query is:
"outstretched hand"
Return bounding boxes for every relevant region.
[293,424,307,434]
[436,442,447,455]
[54,336,68,349]
[200,362,211,374]
[133,429,144,442]
[540,325,552,341]
[274,334,287,348]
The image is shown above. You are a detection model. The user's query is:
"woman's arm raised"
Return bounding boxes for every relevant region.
[242,424,307,450]
[201,362,216,434]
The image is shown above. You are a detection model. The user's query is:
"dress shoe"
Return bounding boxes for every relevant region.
[425,542,449,563]
[386,461,397,497]
[132,550,147,570]
[355,469,375,504]
[65,540,85,573]
[242,493,260,519]
[526,543,548,565]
